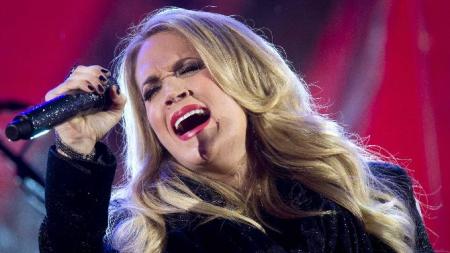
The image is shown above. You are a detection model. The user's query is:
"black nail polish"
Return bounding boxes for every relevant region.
[88,85,95,91]
[116,86,121,95]
[99,75,106,82]
[98,85,105,92]
[101,69,109,74]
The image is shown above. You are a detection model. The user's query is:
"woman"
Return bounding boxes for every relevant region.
[39,7,433,253]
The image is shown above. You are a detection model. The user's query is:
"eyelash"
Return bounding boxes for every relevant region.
[143,60,205,101]
[143,85,161,101]
[175,60,205,77]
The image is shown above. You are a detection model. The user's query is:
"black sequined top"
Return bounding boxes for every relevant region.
[39,143,434,253]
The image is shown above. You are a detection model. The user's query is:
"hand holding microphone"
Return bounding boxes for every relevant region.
[6,65,126,156]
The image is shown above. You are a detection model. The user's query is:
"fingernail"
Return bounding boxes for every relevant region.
[116,86,121,95]
[98,85,105,93]
[99,75,107,82]
[88,85,95,91]
[101,69,110,74]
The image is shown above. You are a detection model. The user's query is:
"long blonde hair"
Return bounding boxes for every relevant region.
[109,7,416,253]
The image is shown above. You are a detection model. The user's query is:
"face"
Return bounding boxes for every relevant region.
[134,31,248,177]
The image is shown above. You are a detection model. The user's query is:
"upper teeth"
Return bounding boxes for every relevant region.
[174,109,206,130]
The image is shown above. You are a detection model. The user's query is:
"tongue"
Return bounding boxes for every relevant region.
[175,113,210,135]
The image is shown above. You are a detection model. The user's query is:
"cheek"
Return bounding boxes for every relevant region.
[146,105,165,134]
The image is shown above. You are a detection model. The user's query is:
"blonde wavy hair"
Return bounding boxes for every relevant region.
[109,7,416,253]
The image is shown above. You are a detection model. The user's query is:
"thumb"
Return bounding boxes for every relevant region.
[109,85,127,111]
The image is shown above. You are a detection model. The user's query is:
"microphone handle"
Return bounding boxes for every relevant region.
[6,90,112,141]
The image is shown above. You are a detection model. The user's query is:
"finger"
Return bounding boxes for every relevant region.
[74,65,111,80]
[93,65,112,77]
[85,65,111,77]
[45,79,87,101]
[70,72,107,94]
[68,65,112,92]
[46,65,111,101]
[78,69,111,92]
[45,75,102,101]
[65,65,105,89]
[109,85,127,111]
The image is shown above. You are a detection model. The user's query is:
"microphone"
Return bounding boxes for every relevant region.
[5,77,117,141]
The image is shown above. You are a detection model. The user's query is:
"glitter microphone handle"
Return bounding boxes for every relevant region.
[5,77,116,141]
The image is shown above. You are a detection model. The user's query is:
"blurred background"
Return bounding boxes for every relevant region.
[0,0,448,252]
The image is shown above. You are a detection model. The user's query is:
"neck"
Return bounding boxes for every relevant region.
[202,157,248,189]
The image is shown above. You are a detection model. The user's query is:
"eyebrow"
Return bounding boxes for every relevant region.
[140,57,198,89]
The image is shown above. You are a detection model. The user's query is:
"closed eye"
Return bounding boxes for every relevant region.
[142,58,204,101]
[143,85,161,101]
[175,59,205,77]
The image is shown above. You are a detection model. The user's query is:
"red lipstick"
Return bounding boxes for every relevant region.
[170,104,204,128]
[178,117,211,141]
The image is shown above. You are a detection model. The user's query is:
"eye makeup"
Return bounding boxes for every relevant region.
[142,57,205,101]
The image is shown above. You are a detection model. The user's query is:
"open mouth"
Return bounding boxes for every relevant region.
[171,104,211,138]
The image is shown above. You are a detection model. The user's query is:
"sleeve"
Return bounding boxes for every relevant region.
[39,142,117,253]
[369,162,435,253]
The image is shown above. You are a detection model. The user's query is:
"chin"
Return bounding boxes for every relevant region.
[176,150,210,169]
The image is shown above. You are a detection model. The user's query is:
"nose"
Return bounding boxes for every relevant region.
[165,87,193,106]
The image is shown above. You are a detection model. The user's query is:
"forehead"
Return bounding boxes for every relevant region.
[135,31,198,81]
